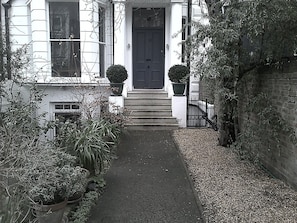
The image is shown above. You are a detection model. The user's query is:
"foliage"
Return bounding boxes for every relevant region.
[106,64,128,83]
[55,118,120,175]
[68,191,99,223]
[232,93,297,162]
[101,102,130,129]
[168,64,190,83]
[190,0,297,145]
[18,148,88,205]
[68,175,106,223]
[0,184,31,223]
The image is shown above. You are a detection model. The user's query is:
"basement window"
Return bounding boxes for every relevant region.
[53,102,81,136]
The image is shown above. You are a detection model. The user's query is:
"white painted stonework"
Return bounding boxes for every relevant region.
[172,96,187,128]
[2,0,208,130]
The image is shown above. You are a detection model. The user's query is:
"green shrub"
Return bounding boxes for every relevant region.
[106,65,128,83]
[168,64,189,83]
[56,119,120,175]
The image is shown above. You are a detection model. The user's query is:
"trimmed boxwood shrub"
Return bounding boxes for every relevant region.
[168,64,190,83]
[106,65,128,83]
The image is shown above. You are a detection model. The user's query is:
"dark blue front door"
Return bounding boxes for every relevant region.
[132,8,165,89]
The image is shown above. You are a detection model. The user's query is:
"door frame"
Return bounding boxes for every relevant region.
[132,8,165,89]
[132,25,165,89]
[124,5,172,92]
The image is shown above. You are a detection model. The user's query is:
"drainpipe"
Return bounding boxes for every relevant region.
[2,0,12,80]
[110,0,115,64]
[186,0,192,97]
[0,3,3,80]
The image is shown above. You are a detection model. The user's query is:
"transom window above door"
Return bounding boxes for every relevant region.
[49,2,81,77]
[133,8,165,28]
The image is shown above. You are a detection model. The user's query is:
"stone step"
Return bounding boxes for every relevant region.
[124,90,178,130]
[130,110,172,117]
[129,117,178,124]
[125,123,179,131]
[125,98,171,106]
[127,89,168,98]
[125,104,172,111]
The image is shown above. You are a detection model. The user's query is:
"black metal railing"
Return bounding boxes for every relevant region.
[187,99,218,130]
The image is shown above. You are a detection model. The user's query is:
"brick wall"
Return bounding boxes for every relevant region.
[238,63,297,189]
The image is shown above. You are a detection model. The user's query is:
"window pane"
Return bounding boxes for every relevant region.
[99,7,105,77]
[99,7,105,42]
[51,41,81,77]
[133,8,165,28]
[99,44,105,77]
[64,105,70,109]
[55,104,63,109]
[72,104,80,109]
[50,2,80,39]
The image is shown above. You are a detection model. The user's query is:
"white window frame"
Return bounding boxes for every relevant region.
[48,1,81,78]
[52,102,81,137]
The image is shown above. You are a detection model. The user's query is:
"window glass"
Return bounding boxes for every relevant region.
[50,2,80,39]
[133,8,165,28]
[49,2,81,77]
[99,6,105,77]
[51,41,81,77]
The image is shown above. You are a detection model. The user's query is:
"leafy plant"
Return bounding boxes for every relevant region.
[68,191,99,223]
[168,64,190,83]
[106,64,128,83]
[17,147,89,205]
[232,93,297,162]
[56,118,120,175]
[189,0,297,145]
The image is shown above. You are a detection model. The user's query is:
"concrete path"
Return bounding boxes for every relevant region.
[87,130,204,223]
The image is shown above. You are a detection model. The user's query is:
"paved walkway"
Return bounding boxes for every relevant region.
[87,130,204,223]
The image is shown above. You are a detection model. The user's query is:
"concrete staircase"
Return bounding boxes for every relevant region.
[124,90,179,130]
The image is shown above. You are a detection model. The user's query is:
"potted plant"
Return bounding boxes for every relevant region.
[56,118,119,176]
[106,64,128,96]
[168,64,190,96]
[18,147,89,223]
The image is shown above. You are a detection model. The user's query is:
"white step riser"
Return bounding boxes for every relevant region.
[125,99,171,106]
[125,125,179,130]
[125,90,178,129]
[130,111,172,117]
[127,93,168,98]
[125,105,171,110]
[129,118,177,124]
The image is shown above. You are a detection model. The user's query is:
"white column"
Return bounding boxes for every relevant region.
[170,1,183,66]
[113,1,126,66]
[166,1,183,95]
[80,0,100,83]
[30,0,49,82]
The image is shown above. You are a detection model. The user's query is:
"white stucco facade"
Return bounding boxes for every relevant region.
[1,0,208,130]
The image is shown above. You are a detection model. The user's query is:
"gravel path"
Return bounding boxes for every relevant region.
[173,128,297,223]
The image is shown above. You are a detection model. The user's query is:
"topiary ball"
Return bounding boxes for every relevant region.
[106,65,128,83]
[168,64,190,83]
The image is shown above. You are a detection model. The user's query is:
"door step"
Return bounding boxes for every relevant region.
[125,90,179,130]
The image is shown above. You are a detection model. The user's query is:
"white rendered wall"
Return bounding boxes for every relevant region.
[172,95,187,127]
[38,85,109,139]
[30,0,49,82]
[9,0,31,49]
[8,0,112,84]
[80,0,100,83]
[189,0,209,101]
[166,1,183,96]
